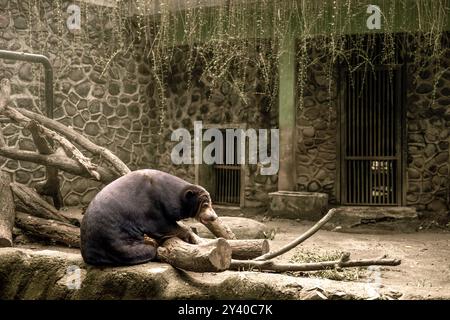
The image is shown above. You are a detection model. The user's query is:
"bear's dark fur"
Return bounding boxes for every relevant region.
[80,169,214,266]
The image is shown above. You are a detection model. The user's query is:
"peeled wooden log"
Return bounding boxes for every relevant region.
[11,183,78,226]
[15,211,80,248]
[0,171,15,247]
[156,237,231,272]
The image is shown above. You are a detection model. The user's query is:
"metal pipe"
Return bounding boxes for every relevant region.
[0,50,53,118]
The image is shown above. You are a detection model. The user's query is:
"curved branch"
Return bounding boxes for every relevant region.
[254,208,338,261]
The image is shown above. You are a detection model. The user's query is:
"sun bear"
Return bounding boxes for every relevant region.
[80,169,218,266]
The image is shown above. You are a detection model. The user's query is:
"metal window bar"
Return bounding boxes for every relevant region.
[343,66,401,205]
[212,132,241,205]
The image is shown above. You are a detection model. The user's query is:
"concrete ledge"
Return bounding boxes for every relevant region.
[332,206,418,225]
[0,248,403,300]
[268,191,328,220]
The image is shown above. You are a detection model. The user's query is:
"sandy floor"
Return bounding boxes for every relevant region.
[263,218,450,299]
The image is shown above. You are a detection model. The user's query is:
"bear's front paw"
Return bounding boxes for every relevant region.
[143,234,158,247]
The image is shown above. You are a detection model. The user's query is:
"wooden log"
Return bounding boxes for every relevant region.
[11,183,78,226]
[203,217,237,240]
[204,239,269,260]
[156,237,232,272]
[15,211,80,248]
[0,171,15,247]
[187,217,271,239]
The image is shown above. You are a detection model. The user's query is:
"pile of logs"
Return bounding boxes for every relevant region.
[0,78,401,273]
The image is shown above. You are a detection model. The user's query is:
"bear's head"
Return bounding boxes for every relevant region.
[181,185,218,224]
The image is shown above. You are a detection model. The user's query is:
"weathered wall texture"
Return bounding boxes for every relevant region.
[0,0,153,205]
[405,46,450,214]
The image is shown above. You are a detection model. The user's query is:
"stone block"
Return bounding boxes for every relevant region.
[268,191,328,221]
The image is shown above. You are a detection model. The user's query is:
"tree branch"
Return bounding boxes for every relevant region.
[230,253,401,272]
[16,107,130,176]
[28,121,63,209]
[1,105,102,180]
[0,147,117,183]
[0,78,11,112]
[254,208,337,261]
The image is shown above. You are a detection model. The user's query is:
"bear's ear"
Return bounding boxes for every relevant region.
[184,189,196,200]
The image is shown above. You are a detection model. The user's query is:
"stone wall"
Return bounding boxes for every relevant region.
[0,1,279,210]
[1,0,448,215]
[0,0,153,205]
[296,36,450,215]
[405,46,450,214]
[296,43,338,203]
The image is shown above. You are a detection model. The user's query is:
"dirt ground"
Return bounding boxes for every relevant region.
[262,218,450,299]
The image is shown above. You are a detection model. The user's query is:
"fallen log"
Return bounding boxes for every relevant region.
[15,211,80,247]
[156,237,232,272]
[11,183,78,226]
[230,252,401,272]
[0,171,15,247]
